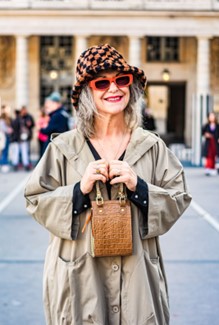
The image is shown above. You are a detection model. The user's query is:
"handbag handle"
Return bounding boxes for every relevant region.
[95,181,127,207]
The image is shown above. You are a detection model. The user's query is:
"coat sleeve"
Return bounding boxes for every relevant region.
[24,143,75,240]
[144,140,192,239]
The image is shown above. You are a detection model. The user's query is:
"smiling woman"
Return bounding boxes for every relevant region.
[24,43,192,325]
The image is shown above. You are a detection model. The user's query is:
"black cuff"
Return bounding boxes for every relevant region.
[71,182,91,240]
[72,182,91,216]
[127,176,149,237]
[127,176,148,209]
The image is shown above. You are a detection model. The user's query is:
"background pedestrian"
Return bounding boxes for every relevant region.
[202,112,219,176]
[20,105,35,167]
[141,101,157,131]
[0,105,13,172]
[36,107,50,159]
[40,91,70,149]
[10,109,30,171]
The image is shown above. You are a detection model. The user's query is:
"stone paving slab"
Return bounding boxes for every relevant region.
[0,215,48,261]
[166,262,219,325]
[0,263,45,325]
[0,171,30,203]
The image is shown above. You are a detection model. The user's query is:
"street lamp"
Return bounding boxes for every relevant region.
[162,69,170,82]
[49,70,58,80]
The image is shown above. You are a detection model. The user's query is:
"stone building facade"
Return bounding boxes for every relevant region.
[1,0,219,163]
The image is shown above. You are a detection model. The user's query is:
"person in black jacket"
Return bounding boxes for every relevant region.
[10,109,31,171]
[141,102,156,132]
[20,105,35,167]
[202,112,219,176]
[20,106,35,142]
[40,92,70,149]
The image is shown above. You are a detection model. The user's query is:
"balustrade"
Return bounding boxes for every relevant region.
[0,0,218,11]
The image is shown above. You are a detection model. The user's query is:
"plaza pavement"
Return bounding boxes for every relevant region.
[0,166,219,325]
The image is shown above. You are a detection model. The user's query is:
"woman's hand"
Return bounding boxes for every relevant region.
[109,160,137,192]
[205,132,212,138]
[80,159,109,195]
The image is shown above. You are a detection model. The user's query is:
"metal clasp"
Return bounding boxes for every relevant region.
[96,194,104,207]
[118,190,126,207]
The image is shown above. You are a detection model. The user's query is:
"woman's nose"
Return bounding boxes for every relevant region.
[108,81,119,91]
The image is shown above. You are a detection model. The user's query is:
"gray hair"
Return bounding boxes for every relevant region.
[76,78,144,138]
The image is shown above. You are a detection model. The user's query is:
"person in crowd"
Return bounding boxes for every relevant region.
[0,105,13,172]
[202,112,219,176]
[40,91,69,149]
[20,105,35,165]
[24,44,192,325]
[10,109,21,171]
[10,109,30,171]
[141,101,156,131]
[36,107,50,159]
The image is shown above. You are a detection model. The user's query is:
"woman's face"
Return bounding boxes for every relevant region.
[90,70,131,117]
[208,113,216,123]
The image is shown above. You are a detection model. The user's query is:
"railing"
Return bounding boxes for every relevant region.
[169,143,193,165]
[0,0,219,10]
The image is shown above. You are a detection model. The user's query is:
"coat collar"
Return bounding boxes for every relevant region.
[51,130,94,177]
[124,127,159,167]
[51,127,159,177]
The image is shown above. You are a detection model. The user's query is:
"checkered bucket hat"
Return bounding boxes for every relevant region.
[71,44,147,109]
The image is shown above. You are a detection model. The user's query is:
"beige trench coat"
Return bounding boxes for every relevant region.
[24,127,192,325]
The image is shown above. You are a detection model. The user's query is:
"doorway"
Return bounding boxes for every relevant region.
[147,82,186,145]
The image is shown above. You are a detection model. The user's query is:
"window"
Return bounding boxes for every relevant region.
[40,36,73,112]
[40,36,73,72]
[147,37,179,62]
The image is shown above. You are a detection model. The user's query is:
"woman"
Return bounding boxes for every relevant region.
[25,44,192,325]
[36,107,50,159]
[0,106,13,172]
[202,112,219,176]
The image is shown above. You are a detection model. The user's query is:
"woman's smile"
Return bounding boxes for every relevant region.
[104,95,123,102]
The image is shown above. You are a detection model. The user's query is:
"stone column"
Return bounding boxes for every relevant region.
[192,36,211,166]
[197,37,210,95]
[15,35,29,107]
[128,36,142,67]
[74,35,88,68]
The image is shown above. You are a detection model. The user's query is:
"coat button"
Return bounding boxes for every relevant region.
[112,305,119,313]
[112,264,119,271]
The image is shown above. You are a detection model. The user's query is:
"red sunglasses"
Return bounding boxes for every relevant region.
[89,74,133,91]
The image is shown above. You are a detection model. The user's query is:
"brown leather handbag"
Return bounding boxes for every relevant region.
[90,181,133,257]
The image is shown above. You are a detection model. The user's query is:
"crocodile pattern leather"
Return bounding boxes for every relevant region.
[91,200,133,257]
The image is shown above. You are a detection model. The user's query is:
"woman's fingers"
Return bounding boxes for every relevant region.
[109,160,137,191]
[80,158,137,194]
[80,159,108,194]
[93,163,109,180]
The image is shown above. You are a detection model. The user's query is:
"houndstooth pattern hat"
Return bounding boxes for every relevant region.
[71,44,147,109]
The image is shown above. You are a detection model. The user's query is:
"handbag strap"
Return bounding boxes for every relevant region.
[95,181,127,207]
